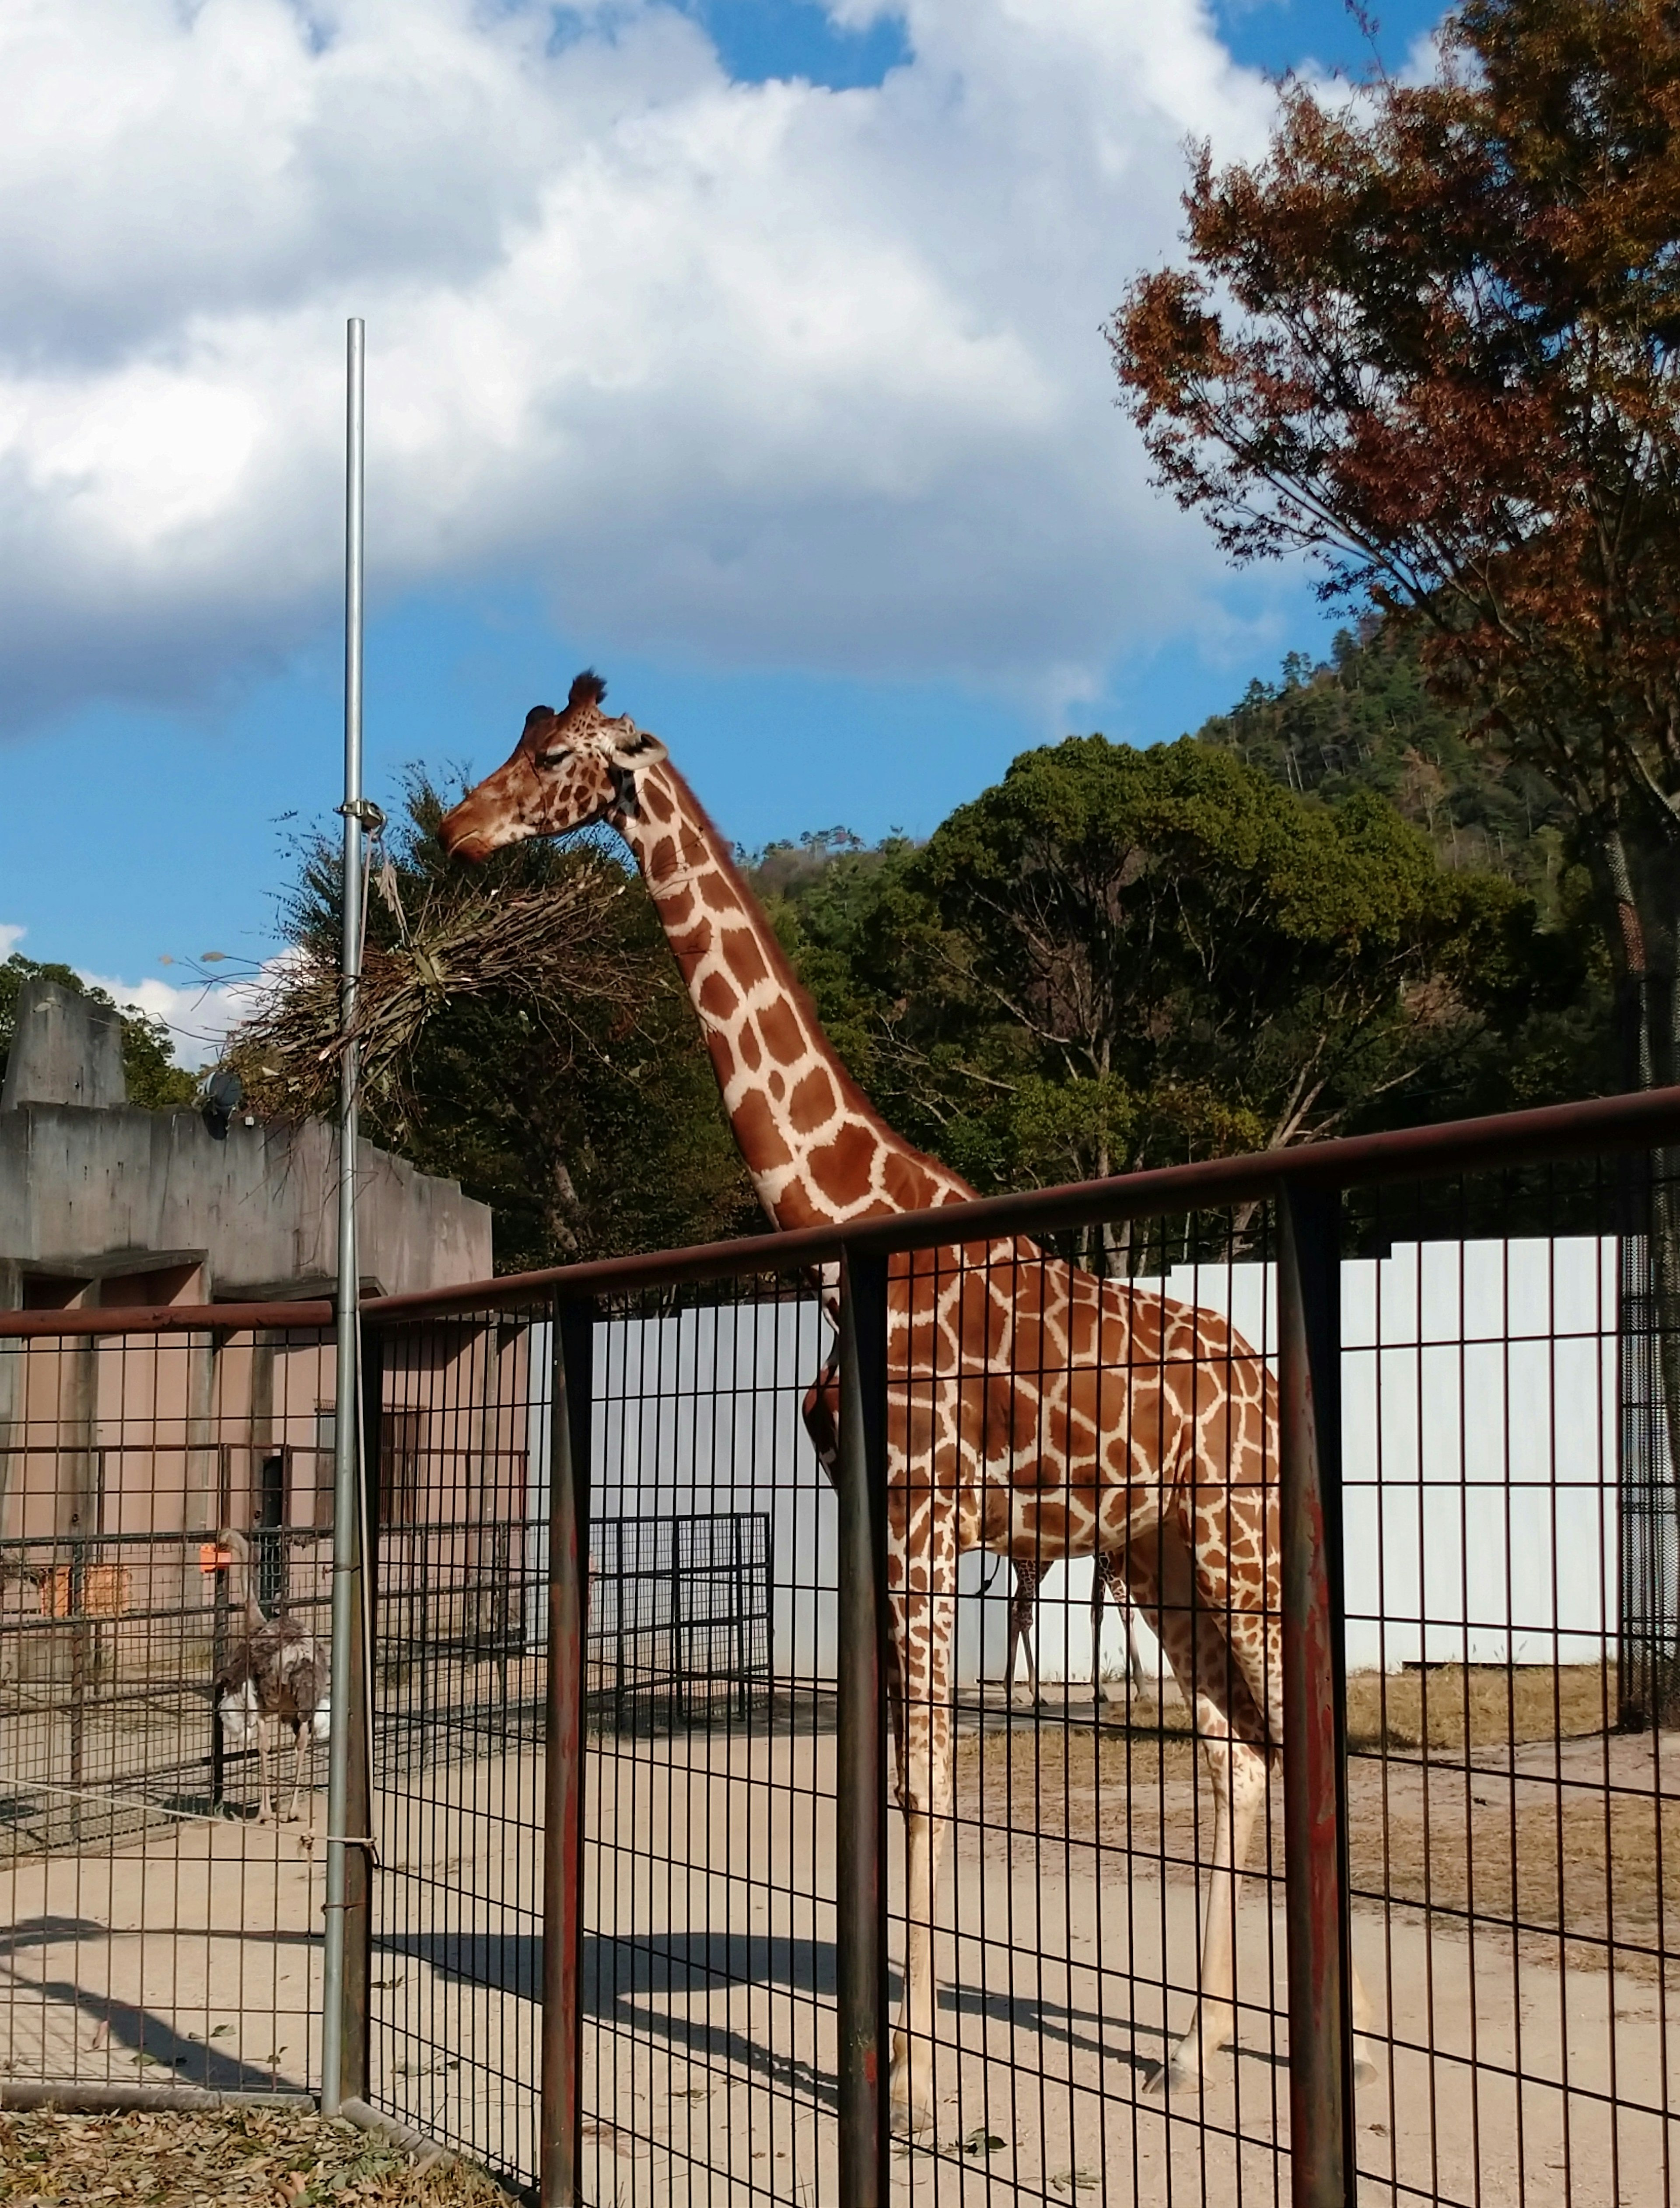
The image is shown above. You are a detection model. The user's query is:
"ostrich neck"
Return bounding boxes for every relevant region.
[614,763,973,1231]
[224,1538,268,1632]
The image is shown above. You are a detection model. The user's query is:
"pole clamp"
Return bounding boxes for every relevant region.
[336,799,386,832]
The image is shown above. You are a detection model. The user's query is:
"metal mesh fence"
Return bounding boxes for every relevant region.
[0,1317,334,2100]
[5,1111,1680,2208]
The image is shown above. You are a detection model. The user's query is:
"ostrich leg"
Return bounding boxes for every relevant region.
[254,1717,276,1826]
[288,1723,311,1824]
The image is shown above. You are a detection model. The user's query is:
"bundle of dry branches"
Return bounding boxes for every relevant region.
[231,855,637,1122]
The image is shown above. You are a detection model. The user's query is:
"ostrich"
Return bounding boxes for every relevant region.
[1002,1552,1152,1705]
[200,1529,330,1829]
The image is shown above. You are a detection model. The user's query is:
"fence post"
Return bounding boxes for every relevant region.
[1277,1184,1355,2208]
[541,1297,592,2208]
[835,1249,890,2208]
[335,1320,382,2110]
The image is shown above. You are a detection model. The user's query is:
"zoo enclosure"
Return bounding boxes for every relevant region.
[4,1086,1680,2208]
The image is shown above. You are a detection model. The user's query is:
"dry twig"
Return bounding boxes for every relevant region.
[231,860,635,1121]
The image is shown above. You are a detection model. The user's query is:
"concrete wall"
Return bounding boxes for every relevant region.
[0,980,126,1113]
[0,1106,490,1301]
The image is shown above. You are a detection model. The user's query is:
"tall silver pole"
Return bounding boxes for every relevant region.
[321,315,366,2116]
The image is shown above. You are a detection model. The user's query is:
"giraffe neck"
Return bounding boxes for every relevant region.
[614,762,973,1231]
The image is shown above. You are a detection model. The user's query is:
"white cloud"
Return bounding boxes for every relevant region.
[0,924,25,959]
[0,0,1288,724]
[76,963,276,1071]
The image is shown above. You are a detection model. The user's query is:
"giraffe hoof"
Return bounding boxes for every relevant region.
[1147,2051,1209,2096]
[889,2094,934,2140]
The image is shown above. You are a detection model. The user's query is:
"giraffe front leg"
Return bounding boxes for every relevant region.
[1005,1561,1040,1707]
[1156,1730,1267,2092]
[887,1523,958,2138]
[1127,1605,1150,1694]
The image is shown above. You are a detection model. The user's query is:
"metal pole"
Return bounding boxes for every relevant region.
[541,1298,592,2208]
[1277,1184,1356,2208]
[835,1250,890,2208]
[322,315,366,2117]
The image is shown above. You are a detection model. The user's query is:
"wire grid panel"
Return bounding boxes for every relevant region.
[366,1309,546,2182]
[866,1218,1291,2208]
[362,1152,1680,2207]
[584,1283,839,2201]
[0,1319,334,2096]
[1342,1168,1676,2208]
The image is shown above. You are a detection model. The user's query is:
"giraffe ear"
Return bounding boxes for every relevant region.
[607,724,668,769]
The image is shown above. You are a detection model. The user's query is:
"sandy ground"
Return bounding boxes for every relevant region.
[4,1683,1679,2207]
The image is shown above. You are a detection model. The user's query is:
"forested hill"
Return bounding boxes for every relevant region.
[237,619,1613,1269]
[1192,620,1575,915]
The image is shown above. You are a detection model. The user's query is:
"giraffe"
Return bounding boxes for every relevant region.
[440,672,1373,2132]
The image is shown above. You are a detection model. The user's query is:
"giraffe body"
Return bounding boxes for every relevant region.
[441,675,1372,2128]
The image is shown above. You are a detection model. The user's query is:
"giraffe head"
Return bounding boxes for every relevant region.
[439,670,668,862]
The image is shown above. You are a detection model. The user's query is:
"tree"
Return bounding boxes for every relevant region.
[0,955,196,1110]
[1111,0,1680,1715]
[1197,619,1578,908]
[756,739,1579,1239]
[1112,0,1680,1093]
[234,776,758,1272]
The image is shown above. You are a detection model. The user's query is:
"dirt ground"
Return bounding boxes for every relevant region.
[3,1669,1676,2206]
[965,1666,1680,1979]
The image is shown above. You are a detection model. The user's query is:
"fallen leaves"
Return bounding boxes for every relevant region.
[0,2107,509,2206]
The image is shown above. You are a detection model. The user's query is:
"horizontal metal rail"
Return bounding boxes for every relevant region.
[364,1081,1680,1318]
[0,1299,332,1338]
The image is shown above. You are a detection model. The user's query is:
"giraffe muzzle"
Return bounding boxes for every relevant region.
[439,813,494,864]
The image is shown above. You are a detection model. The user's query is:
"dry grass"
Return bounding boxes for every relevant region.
[0,2108,511,2207]
[1343,1663,1617,1754]
[955,1666,1680,1977]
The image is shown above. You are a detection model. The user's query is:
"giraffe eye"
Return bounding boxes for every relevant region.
[533,747,571,770]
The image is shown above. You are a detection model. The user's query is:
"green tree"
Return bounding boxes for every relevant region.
[0,955,196,1110]
[1196,619,1577,909]
[752,739,1585,1220]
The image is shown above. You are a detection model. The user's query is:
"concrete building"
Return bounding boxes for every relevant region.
[0,978,494,1576]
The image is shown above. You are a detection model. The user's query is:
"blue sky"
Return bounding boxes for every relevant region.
[0,0,1446,1060]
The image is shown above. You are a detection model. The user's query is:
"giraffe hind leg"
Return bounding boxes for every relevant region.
[1121,1521,1270,2093]
[1007,1559,1042,1707]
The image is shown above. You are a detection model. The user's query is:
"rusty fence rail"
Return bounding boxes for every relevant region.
[5,1089,1680,2206]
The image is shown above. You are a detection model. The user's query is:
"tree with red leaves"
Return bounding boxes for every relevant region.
[1111,0,1680,1095]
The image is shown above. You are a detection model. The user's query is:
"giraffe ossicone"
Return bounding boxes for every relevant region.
[440,673,1376,2131]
